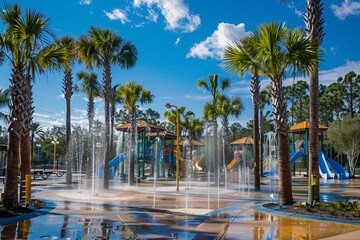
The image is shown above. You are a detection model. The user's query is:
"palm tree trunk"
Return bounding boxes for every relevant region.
[305,0,324,203]
[222,117,230,165]
[64,69,73,185]
[110,102,115,159]
[271,78,293,205]
[260,109,264,177]
[129,107,136,185]
[65,97,72,184]
[4,66,28,208]
[20,133,31,202]
[20,73,33,203]
[102,61,112,189]
[86,97,94,179]
[251,74,261,191]
[308,70,320,202]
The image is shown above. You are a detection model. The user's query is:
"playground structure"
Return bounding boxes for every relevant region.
[262,121,350,179]
[228,137,254,170]
[108,120,205,180]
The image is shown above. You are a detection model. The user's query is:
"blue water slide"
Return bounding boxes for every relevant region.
[324,154,349,179]
[319,152,334,179]
[263,151,306,176]
[290,151,307,165]
[99,153,127,179]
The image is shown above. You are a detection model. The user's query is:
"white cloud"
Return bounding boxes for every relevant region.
[133,0,201,32]
[318,60,360,85]
[187,22,249,60]
[175,37,180,46]
[229,86,250,94]
[262,60,360,89]
[287,2,303,17]
[33,113,51,118]
[331,0,360,20]
[146,8,158,22]
[58,93,64,99]
[184,94,211,100]
[104,9,129,24]
[80,0,92,5]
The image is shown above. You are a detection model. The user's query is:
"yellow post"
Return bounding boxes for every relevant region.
[21,174,31,204]
[165,103,180,191]
[176,107,180,192]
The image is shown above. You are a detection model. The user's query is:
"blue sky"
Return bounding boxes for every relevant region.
[0,0,360,130]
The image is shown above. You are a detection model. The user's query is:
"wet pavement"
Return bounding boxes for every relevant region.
[1,176,360,239]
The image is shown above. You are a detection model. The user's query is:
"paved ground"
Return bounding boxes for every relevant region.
[1,174,360,239]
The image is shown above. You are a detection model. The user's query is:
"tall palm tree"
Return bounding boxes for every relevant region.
[74,71,100,179]
[0,3,68,207]
[110,84,121,159]
[259,86,271,176]
[280,0,325,205]
[223,38,262,190]
[30,122,44,170]
[78,26,137,189]
[197,75,230,184]
[303,0,325,206]
[217,95,244,166]
[118,82,153,185]
[252,22,319,205]
[55,36,77,184]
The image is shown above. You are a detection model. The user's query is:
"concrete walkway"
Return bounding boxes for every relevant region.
[1,175,360,239]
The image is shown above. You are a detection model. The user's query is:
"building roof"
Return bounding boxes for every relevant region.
[290,121,328,133]
[116,120,165,133]
[230,137,254,145]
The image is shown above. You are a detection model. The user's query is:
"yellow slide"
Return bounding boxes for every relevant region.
[227,151,243,170]
[192,155,203,171]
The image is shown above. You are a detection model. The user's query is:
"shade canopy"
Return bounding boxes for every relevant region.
[116,120,164,133]
[174,139,205,146]
[290,121,328,134]
[230,137,254,145]
[146,131,176,140]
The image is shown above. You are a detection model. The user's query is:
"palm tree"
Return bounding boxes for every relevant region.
[281,0,325,205]
[74,71,100,179]
[164,107,194,135]
[78,27,137,189]
[118,82,153,185]
[183,116,203,160]
[259,86,271,176]
[110,84,121,159]
[304,0,325,205]
[223,38,262,190]
[197,75,230,184]
[55,36,77,184]
[217,95,244,167]
[252,22,319,205]
[0,3,68,207]
[30,122,44,170]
